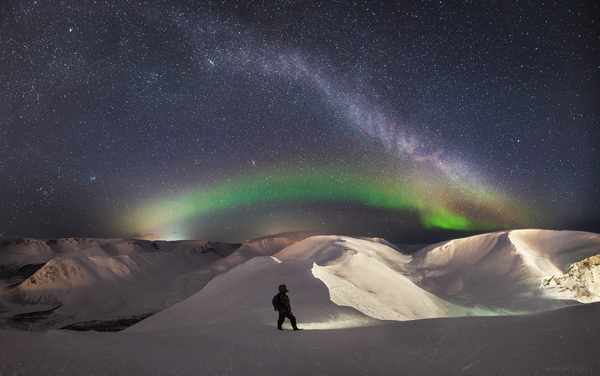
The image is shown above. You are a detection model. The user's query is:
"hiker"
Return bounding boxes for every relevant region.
[274,284,300,331]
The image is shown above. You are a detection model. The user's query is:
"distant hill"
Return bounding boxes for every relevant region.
[1,230,599,332]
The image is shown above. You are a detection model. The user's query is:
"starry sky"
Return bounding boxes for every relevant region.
[1,0,598,243]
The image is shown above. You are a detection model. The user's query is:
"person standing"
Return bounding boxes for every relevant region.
[275,284,300,331]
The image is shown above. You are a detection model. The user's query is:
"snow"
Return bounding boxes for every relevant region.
[0,238,54,266]
[404,230,600,312]
[1,229,599,375]
[0,234,315,331]
[275,235,454,321]
[544,255,600,304]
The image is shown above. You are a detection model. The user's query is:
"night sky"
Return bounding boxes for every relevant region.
[1,0,598,243]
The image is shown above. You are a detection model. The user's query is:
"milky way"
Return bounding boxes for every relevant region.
[1,1,598,242]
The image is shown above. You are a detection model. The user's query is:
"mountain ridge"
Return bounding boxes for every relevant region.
[1,229,599,332]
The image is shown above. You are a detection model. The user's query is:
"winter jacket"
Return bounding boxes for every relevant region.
[278,293,292,313]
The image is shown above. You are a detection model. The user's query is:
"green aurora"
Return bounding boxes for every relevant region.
[123,167,516,238]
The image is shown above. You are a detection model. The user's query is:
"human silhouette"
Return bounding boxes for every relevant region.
[274,284,300,331]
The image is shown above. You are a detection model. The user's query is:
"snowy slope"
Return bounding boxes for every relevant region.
[128,256,379,333]
[2,302,598,376]
[153,232,324,312]
[274,235,467,321]
[275,231,600,319]
[128,230,600,332]
[0,233,319,331]
[3,230,599,332]
[0,238,238,330]
[1,238,145,268]
[208,231,324,274]
[543,255,600,304]
[3,247,229,330]
[0,238,54,273]
[0,237,240,268]
[1,230,599,375]
[405,229,600,311]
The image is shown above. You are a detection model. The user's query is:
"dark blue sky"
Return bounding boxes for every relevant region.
[1,0,598,243]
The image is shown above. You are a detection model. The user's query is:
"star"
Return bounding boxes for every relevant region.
[0,0,597,242]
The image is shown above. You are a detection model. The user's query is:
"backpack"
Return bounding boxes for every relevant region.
[272,293,281,311]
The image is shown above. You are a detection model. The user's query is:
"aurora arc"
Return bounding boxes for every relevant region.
[124,168,510,237]
[119,42,519,240]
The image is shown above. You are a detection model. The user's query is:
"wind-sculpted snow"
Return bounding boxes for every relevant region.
[0,237,238,268]
[1,230,599,333]
[0,233,315,331]
[4,250,227,330]
[543,255,600,304]
[0,238,240,330]
[207,232,317,274]
[273,235,462,321]
[0,238,54,266]
[127,256,380,332]
[128,230,600,334]
[1,230,600,375]
[405,230,600,312]
[508,229,600,271]
[262,231,599,321]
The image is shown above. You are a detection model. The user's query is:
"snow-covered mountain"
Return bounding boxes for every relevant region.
[2,230,600,331]
[0,233,319,330]
[1,229,599,375]
[404,229,600,312]
[130,230,600,333]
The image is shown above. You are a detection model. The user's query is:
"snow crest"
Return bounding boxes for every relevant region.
[1,230,599,333]
[1,230,600,375]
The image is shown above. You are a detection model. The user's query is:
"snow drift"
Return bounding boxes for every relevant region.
[404,229,600,312]
[1,229,599,375]
[0,233,319,330]
[2,229,600,332]
[128,229,600,334]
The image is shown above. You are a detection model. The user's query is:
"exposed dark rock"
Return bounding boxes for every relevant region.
[60,312,157,332]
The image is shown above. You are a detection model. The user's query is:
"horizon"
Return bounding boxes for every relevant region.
[2,225,600,247]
